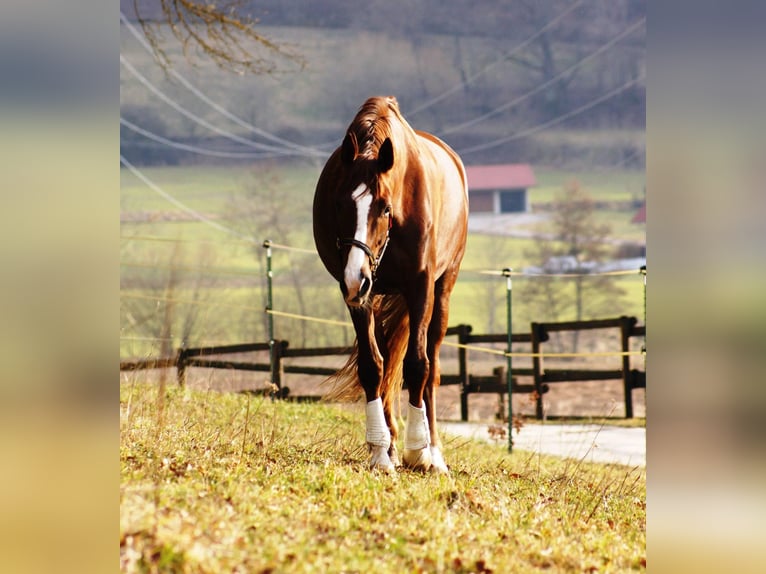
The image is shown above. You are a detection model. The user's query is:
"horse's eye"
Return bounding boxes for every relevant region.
[383,205,391,216]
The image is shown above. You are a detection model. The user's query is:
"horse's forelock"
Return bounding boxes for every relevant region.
[350,98,397,160]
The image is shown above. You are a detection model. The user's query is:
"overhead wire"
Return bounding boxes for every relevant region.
[120,154,256,241]
[458,73,645,155]
[122,291,263,313]
[475,268,643,278]
[121,260,259,278]
[121,54,315,157]
[120,234,259,247]
[441,17,646,136]
[120,117,272,159]
[121,9,645,361]
[121,9,644,163]
[408,0,585,117]
[122,259,645,359]
[120,11,332,156]
[264,241,317,255]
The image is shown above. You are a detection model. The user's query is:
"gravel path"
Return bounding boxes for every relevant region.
[440,421,646,467]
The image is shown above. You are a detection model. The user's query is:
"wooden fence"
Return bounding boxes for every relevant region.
[120,315,645,419]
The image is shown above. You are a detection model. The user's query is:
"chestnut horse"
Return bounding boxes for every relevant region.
[312,96,468,473]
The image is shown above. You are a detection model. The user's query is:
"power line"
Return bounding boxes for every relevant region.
[120,11,332,156]
[121,260,259,278]
[121,292,263,313]
[408,0,585,117]
[120,335,235,347]
[121,54,315,157]
[458,73,645,155]
[588,149,644,175]
[120,153,256,241]
[120,117,273,159]
[120,234,257,247]
[441,17,646,136]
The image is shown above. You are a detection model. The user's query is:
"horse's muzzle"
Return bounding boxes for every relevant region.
[342,273,372,307]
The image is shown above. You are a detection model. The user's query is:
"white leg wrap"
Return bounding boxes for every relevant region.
[404,402,430,450]
[403,402,433,470]
[366,398,394,472]
[365,398,391,449]
[366,397,391,450]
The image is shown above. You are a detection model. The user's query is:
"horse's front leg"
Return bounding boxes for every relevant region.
[401,275,437,472]
[349,306,395,473]
[421,272,459,474]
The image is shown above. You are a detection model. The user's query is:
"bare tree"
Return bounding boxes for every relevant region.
[522,180,625,351]
[128,0,305,74]
[120,239,220,371]
[227,165,341,347]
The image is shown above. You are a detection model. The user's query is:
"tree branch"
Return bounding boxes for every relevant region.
[132,0,305,75]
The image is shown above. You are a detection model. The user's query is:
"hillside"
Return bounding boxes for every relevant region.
[120,0,645,167]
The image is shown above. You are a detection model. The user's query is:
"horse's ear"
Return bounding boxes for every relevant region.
[341,132,358,165]
[377,138,394,173]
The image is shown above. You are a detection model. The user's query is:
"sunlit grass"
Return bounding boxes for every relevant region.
[121,382,646,573]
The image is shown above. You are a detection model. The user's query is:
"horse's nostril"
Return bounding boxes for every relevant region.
[358,276,371,298]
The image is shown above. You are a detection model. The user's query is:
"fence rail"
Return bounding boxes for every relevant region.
[121,315,645,420]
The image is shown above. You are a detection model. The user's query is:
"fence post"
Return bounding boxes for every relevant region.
[271,339,287,395]
[457,324,471,421]
[641,265,647,368]
[531,322,545,420]
[502,268,513,452]
[620,315,637,418]
[640,265,646,329]
[176,346,188,387]
[263,239,277,399]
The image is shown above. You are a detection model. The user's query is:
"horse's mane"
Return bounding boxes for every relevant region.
[347,96,408,160]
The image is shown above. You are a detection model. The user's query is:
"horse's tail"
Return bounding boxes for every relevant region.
[322,294,410,417]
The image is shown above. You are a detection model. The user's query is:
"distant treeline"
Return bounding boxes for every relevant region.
[121,0,645,166]
[123,0,646,38]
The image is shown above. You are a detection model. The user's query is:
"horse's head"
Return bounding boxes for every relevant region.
[335,130,395,307]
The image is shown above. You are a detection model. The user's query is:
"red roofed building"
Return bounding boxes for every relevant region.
[465,164,537,214]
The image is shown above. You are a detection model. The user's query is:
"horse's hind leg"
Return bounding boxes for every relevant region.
[382,405,400,466]
[374,313,400,467]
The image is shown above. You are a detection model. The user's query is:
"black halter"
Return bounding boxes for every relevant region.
[336,213,392,278]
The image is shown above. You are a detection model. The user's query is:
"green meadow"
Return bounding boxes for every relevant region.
[120,383,646,573]
[120,162,645,357]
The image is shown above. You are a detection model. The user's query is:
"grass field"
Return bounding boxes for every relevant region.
[120,162,645,356]
[120,382,646,573]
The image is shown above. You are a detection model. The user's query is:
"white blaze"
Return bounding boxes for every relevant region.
[344,183,372,292]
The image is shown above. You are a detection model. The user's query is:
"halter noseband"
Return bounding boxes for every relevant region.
[336,213,392,278]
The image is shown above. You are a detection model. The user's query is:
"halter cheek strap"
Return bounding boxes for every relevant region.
[336,213,392,278]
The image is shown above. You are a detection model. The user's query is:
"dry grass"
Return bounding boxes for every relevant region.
[120,381,645,573]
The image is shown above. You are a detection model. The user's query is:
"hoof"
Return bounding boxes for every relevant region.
[389,444,401,468]
[369,444,395,473]
[403,447,432,472]
[429,446,449,475]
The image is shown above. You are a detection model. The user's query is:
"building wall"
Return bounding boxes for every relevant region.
[469,188,529,213]
[468,190,495,213]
